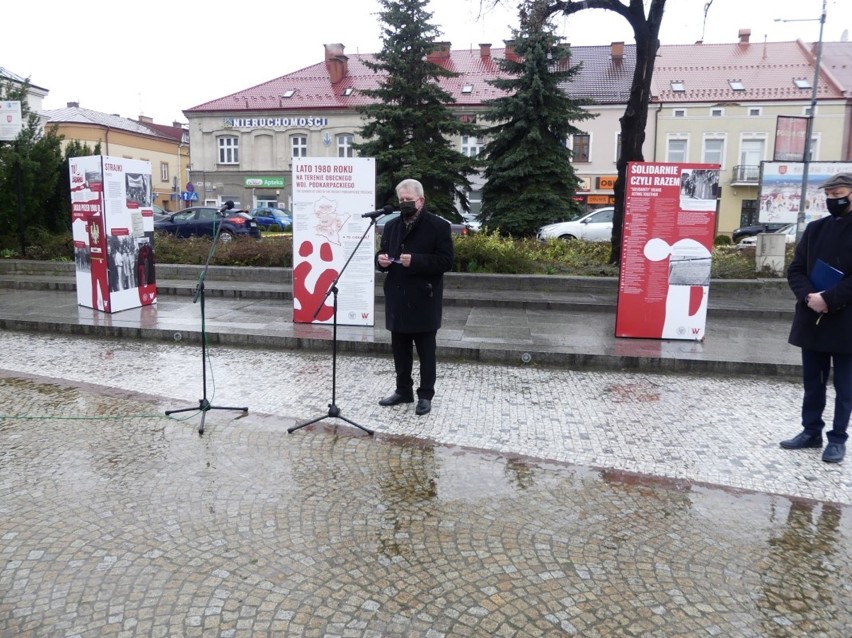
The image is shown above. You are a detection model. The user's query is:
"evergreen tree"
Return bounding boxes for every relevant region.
[479,0,595,236]
[354,0,477,218]
[0,77,65,246]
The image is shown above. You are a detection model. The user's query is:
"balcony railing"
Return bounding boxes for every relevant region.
[731,165,760,184]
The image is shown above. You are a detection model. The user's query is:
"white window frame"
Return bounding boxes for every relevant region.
[461,135,483,158]
[748,107,762,117]
[739,134,767,166]
[710,107,724,118]
[614,132,621,164]
[673,108,687,118]
[160,162,169,182]
[291,135,307,158]
[569,133,591,163]
[217,136,239,164]
[336,133,354,158]
[807,134,820,161]
[666,134,689,163]
[702,134,726,167]
[804,105,818,117]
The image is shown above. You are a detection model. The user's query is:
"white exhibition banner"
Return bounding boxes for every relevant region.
[69,155,157,313]
[759,161,852,225]
[291,157,376,326]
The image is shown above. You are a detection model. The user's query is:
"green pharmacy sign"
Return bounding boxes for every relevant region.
[244,176,286,188]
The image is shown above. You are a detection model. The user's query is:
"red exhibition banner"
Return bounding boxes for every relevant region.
[615,162,720,341]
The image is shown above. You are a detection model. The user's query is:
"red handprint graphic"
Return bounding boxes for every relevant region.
[293,240,338,323]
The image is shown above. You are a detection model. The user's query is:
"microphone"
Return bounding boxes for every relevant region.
[362,204,396,219]
[219,200,234,213]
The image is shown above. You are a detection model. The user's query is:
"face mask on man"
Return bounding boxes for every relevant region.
[399,200,418,220]
[826,196,851,217]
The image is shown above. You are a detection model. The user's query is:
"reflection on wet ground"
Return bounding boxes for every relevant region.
[1,376,850,636]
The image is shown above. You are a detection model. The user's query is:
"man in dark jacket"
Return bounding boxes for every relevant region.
[376,179,454,415]
[782,172,852,463]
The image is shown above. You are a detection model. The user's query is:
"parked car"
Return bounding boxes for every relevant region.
[736,223,797,249]
[537,207,614,241]
[249,207,292,230]
[375,211,471,236]
[154,206,261,242]
[151,204,171,221]
[731,222,788,243]
[461,212,482,233]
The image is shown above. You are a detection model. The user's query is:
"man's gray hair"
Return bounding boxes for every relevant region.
[395,179,424,198]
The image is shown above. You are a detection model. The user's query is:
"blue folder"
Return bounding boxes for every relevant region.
[810,259,844,292]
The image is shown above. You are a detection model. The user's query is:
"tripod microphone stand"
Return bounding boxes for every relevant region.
[288,212,387,435]
[165,201,249,435]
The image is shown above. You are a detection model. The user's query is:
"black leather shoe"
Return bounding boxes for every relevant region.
[780,431,823,450]
[822,442,846,463]
[415,399,431,415]
[379,392,414,407]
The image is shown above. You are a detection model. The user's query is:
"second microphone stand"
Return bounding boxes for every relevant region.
[288,215,382,435]
[165,204,249,435]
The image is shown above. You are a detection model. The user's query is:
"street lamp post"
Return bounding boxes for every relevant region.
[777,0,827,240]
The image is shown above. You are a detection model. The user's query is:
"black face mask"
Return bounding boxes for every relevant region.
[826,196,851,217]
[399,200,418,220]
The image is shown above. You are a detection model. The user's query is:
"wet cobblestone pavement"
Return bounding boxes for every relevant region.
[1,331,851,636]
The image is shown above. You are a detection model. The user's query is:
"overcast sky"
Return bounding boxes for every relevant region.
[3,0,849,126]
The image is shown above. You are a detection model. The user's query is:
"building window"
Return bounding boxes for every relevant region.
[291,135,307,158]
[748,107,762,117]
[217,136,239,164]
[615,133,622,163]
[740,137,766,167]
[804,105,817,116]
[673,108,686,118]
[728,80,745,91]
[571,134,590,162]
[461,135,483,157]
[794,78,812,89]
[337,134,354,158]
[710,108,724,117]
[670,81,685,92]
[160,162,169,182]
[667,136,688,162]
[703,137,724,166]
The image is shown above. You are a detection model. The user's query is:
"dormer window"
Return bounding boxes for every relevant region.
[342,87,354,96]
[670,81,685,92]
[728,80,745,91]
[281,90,296,98]
[794,78,812,89]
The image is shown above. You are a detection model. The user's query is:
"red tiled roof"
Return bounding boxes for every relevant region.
[185,50,511,114]
[653,40,844,102]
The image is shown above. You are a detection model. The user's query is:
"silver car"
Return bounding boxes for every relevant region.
[537,207,614,241]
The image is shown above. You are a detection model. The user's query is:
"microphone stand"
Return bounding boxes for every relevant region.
[166,205,249,435]
[288,214,384,435]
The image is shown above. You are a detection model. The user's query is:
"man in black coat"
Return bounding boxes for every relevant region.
[376,179,454,416]
[782,172,852,463]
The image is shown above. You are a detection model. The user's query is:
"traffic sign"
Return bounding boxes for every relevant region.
[181,191,199,201]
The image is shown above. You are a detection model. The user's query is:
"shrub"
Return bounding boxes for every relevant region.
[714,234,732,245]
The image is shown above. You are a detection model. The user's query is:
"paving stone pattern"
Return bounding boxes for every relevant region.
[1,332,851,636]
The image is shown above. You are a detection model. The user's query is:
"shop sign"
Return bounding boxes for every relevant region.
[244,176,286,188]
[596,175,618,190]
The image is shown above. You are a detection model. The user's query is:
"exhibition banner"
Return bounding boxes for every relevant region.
[69,156,156,313]
[615,162,719,341]
[291,158,376,325]
[759,161,852,225]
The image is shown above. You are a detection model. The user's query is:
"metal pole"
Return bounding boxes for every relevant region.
[796,0,827,241]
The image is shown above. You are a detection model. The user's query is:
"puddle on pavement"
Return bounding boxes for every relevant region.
[2,374,851,635]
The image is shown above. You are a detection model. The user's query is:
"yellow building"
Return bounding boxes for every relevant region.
[43,103,190,212]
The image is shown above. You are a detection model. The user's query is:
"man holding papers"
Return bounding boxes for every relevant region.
[783,172,852,463]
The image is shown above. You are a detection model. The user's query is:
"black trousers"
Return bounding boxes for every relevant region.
[391,330,437,400]
[801,349,852,444]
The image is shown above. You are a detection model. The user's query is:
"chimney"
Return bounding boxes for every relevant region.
[173,121,183,128]
[738,28,751,44]
[138,115,153,123]
[67,101,79,108]
[426,41,451,62]
[324,43,349,84]
[611,41,625,60]
[479,42,491,59]
[504,39,519,62]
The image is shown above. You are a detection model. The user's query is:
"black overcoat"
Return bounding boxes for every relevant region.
[788,213,852,353]
[376,208,454,333]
